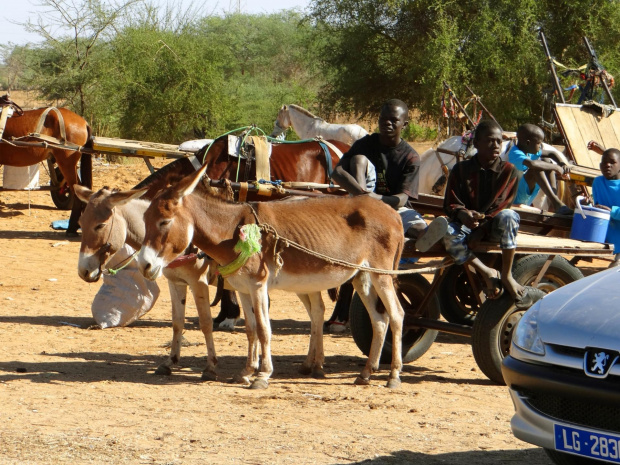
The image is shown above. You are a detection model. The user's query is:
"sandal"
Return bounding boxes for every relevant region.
[482,276,504,300]
[514,286,541,310]
[416,216,449,252]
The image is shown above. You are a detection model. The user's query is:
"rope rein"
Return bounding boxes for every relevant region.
[241,203,449,277]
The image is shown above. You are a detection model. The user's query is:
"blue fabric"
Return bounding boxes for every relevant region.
[51,219,70,230]
[443,209,520,265]
[508,145,543,206]
[592,176,620,252]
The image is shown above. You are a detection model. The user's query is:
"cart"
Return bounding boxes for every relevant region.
[348,223,613,386]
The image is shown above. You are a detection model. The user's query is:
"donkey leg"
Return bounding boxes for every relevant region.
[352,274,389,385]
[249,287,273,390]
[155,281,187,376]
[190,277,218,381]
[296,293,326,378]
[233,292,259,385]
[372,275,405,389]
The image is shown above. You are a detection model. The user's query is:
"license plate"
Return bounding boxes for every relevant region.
[555,424,620,462]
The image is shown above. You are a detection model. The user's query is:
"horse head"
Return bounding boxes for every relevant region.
[270,105,291,138]
[138,164,209,280]
[75,185,147,282]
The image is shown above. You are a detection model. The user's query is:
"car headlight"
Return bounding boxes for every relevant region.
[511,302,545,355]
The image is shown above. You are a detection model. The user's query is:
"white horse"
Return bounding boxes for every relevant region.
[270,104,368,145]
[418,135,570,210]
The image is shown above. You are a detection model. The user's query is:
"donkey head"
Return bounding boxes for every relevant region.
[75,185,146,282]
[138,163,208,281]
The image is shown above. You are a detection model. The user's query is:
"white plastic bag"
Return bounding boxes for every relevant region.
[91,245,160,328]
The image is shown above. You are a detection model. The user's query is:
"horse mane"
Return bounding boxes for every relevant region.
[288,104,323,121]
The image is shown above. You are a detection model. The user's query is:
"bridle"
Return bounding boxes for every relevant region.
[92,207,138,276]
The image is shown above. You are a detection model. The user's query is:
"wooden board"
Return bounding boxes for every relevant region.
[91,136,192,159]
[554,103,620,168]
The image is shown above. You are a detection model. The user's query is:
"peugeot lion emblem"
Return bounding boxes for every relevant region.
[584,348,619,378]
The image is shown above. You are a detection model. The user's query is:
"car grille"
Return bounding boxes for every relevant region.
[522,390,620,432]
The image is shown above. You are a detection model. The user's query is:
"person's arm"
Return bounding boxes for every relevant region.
[541,145,571,176]
[331,163,368,196]
[523,157,566,176]
[485,164,520,218]
[587,140,605,155]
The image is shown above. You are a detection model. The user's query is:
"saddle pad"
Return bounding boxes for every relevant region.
[248,135,271,182]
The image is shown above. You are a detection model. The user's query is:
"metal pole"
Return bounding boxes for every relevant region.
[582,36,617,108]
[539,30,566,104]
[442,81,475,128]
[464,84,503,130]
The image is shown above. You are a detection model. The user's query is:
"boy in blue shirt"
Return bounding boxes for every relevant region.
[508,124,572,215]
[587,141,620,267]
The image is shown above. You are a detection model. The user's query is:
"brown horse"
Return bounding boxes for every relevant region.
[0,106,92,234]
[136,163,406,390]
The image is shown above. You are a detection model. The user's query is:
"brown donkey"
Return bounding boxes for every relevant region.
[136,164,406,389]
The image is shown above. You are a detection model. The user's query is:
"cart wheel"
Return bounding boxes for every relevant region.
[349,274,440,364]
[47,156,74,210]
[471,287,546,385]
[512,254,583,293]
[438,264,484,325]
[439,255,583,326]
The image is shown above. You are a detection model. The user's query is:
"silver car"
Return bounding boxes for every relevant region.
[503,266,620,465]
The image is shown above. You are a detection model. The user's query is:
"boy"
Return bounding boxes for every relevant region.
[331,98,448,249]
[443,120,534,308]
[326,99,447,333]
[587,140,620,267]
[508,124,572,215]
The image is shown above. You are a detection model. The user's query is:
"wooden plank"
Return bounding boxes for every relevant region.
[596,111,620,151]
[91,136,191,159]
[555,104,589,164]
[572,106,604,166]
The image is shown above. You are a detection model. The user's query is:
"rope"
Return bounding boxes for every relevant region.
[103,250,139,276]
[257,220,450,276]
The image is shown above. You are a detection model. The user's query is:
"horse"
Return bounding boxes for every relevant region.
[136,163,406,390]
[270,104,368,145]
[0,103,92,234]
[75,184,220,381]
[92,135,350,332]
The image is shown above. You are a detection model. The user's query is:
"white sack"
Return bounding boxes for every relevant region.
[91,244,160,328]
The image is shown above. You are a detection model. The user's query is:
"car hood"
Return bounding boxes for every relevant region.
[537,267,620,350]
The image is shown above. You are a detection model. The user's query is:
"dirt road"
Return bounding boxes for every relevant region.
[0,153,575,464]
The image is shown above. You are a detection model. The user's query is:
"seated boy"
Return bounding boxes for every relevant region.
[587,141,620,267]
[508,124,572,215]
[443,120,534,308]
[331,98,448,251]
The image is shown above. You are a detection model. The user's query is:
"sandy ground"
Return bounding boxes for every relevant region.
[0,147,602,465]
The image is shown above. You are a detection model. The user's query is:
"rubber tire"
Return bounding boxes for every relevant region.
[438,264,485,325]
[439,254,583,326]
[48,156,74,210]
[544,449,601,465]
[471,287,546,385]
[512,254,584,294]
[349,273,440,364]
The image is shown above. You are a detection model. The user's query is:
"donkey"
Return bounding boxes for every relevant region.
[136,164,406,389]
[75,185,218,381]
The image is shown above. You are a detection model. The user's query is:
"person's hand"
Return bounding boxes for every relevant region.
[595,204,611,211]
[458,209,484,229]
[559,162,571,180]
[587,140,604,153]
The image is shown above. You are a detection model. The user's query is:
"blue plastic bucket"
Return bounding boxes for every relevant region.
[570,202,610,243]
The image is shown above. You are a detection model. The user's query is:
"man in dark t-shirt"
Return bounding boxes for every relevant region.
[331,99,447,249]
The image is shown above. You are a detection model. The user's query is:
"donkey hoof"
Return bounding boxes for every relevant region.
[312,368,326,379]
[154,365,172,376]
[249,378,269,390]
[298,365,312,376]
[354,375,370,386]
[386,378,401,390]
[201,370,217,382]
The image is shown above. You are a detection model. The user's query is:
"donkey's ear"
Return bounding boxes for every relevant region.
[110,188,149,206]
[74,184,94,203]
[176,163,209,199]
